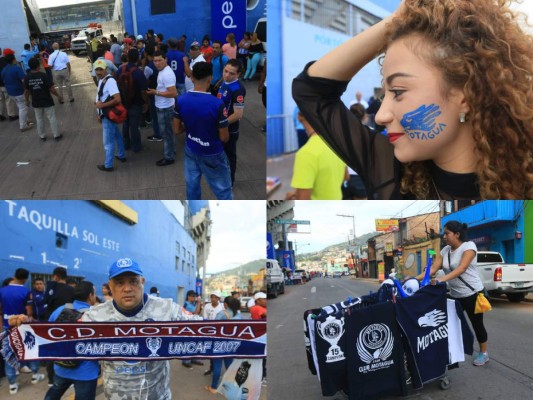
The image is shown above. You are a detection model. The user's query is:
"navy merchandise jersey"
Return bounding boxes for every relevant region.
[394,284,448,387]
[0,284,31,329]
[303,308,321,375]
[217,79,245,133]
[175,92,229,155]
[314,311,349,396]
[345,301,407,400]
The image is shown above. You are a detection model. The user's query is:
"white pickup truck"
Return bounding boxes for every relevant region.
[266,259,285,298]
[476,251,533,303]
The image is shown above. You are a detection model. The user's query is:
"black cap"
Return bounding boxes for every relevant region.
[186,290,197,297]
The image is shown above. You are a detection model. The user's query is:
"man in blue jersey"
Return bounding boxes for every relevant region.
[173,62,232,200]
[0,268,45,394]
[44,281,99,400]
[30,278,46,321]
[217,59,246,186]
[166,38,186,95]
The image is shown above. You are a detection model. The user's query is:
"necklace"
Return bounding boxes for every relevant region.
[431,177,442,200]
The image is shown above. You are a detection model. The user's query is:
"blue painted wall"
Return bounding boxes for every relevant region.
[0,200,196,301]
[266,0,284,156]
[122,0,265,43]
[441,201,526,263]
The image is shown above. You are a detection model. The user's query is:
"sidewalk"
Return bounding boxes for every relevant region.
[267,153,295,199]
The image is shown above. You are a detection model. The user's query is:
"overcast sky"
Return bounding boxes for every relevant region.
[205,201,265,274]
[288,201,439,254]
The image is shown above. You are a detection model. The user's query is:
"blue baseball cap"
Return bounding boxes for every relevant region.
[109,258,144,279]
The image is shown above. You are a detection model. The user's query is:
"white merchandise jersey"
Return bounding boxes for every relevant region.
[82,295,201,400]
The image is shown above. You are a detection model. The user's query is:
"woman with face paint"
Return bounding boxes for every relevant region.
[292,0,533,199]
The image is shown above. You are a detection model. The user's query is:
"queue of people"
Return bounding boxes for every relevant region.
[1,29,264,200]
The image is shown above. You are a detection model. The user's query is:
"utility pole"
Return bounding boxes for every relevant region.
[337,214,356,245]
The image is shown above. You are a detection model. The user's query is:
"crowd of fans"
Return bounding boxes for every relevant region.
[0,28,266,199]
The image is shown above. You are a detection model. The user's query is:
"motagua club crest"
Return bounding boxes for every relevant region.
[146,337,162,357]
[117,258,133,268]
[356,323,394,372]
[317,315,345,363]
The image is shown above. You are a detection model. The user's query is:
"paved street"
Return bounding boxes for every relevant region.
[268,276,533,400]
[0,53,266,199]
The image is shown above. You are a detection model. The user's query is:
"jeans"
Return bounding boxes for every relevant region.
[122,103,142,152]
[176,83,186,96]
[157,106,175,161]
[34,106,59,138]
[44,374,97,400]
[12,94,29,128]
[148,96,160,137]
[244,53,261,80]
[184,146,233,200]
[5,360,40,384]
[102,117,126,168]
[210,358,233,390]
[223,132,239,185]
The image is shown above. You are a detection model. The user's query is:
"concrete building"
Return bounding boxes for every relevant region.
[268,0,391,155]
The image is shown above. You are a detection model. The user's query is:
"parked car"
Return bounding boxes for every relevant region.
[332,271,342,278]
[240,296,252,312]
[435,251,533,303]
[294,269,308,283]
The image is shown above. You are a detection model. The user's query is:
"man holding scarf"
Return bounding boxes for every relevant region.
[10,258,202,400]
[81,258,202,399]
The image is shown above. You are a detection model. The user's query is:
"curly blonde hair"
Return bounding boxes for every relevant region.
[385,0,533,199]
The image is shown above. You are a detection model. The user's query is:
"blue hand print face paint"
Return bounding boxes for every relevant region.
[400,104,447,140]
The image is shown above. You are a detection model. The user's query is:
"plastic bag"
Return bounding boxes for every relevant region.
[474,293,492,314]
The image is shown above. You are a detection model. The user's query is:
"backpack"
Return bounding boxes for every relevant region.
[98,75,128,124]
[117,64,138,109]
[53,303,89,369]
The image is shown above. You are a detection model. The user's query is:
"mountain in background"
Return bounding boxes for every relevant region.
[213,259,266,277]
[299,232,379,261]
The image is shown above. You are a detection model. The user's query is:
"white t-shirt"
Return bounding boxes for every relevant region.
[185,54,206,92]
[95,75,119,116]
[203,302,224,320]
[441,241,483,298]
[155,65,176,109]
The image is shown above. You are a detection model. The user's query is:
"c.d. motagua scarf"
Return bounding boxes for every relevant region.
[1,320,266,369]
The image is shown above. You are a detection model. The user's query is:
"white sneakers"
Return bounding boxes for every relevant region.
[9,383,19,395]
[31,373,45,384]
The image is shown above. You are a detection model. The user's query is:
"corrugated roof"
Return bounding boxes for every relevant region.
[37,0,110,9]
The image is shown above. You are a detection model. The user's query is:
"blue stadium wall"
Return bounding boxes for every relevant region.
[122,0,265,43]
[0,200,197,301]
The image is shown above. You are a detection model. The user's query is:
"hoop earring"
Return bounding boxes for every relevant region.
[459,112,467,123]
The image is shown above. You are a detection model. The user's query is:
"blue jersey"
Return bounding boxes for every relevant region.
[174,91,229,155]
[211,54,228,86]
[217,79,246,133]
[167,49,186,84]
[49,300,100,380]
[31,289,47,321]
[1,64,26,96]
[0,284,31,328]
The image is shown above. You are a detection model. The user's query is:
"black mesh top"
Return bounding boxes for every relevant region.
[292,62,480,200]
